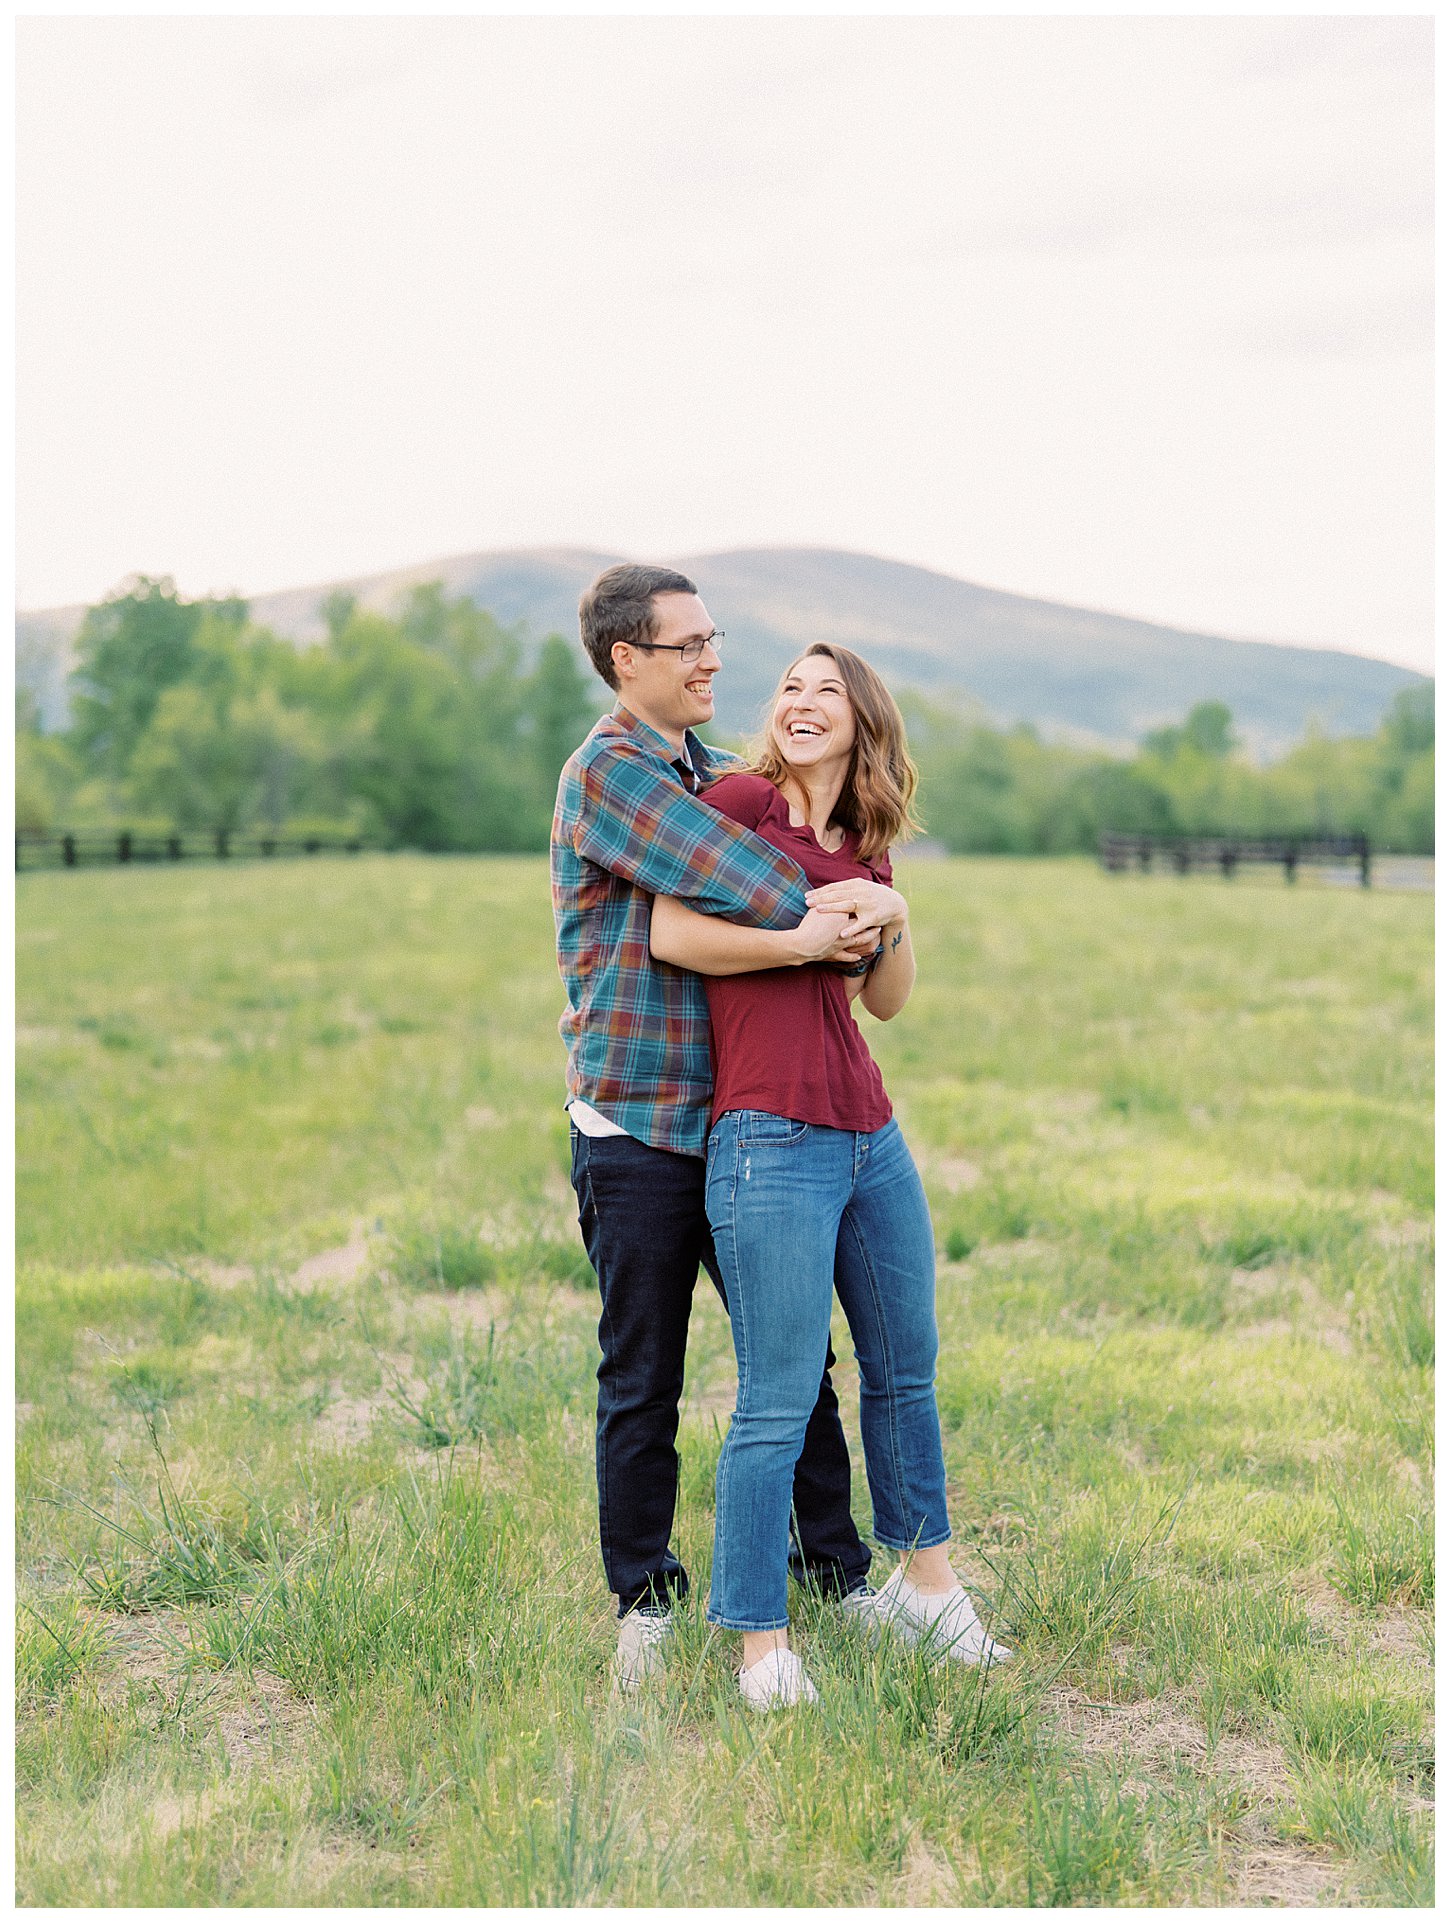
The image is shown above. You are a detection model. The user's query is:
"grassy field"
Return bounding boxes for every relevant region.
[15,854,1433,1906]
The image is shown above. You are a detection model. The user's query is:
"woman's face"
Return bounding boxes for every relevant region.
[771,654,858,778]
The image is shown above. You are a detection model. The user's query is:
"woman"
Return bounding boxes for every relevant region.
[650,644,1012,1709]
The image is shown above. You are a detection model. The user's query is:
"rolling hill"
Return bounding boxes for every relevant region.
[16,545,1427,755]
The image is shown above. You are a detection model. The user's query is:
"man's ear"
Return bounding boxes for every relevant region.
[611,642,635,684]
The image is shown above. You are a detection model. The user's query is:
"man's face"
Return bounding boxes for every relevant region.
[612,593,721,739]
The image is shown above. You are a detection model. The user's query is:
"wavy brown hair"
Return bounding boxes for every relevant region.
[751,644,922,864]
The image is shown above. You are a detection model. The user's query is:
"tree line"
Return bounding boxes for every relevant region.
[15,575,1434,856]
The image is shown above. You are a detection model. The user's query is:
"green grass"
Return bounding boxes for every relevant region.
[15,854,1433,1905]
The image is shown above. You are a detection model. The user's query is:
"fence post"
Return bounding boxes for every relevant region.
[1284,844,1298,884]
[63,834,76,867]
[167,836,182,860]
[1220,844,1238,880]
[216,830,229,859]
[1359,835,1372,889]
[261,838,275,856]
[117,831,132,864]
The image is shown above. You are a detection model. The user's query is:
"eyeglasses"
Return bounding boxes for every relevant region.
[632,629,725,666]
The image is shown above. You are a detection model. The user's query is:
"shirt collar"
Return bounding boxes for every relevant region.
[611,702,712,774]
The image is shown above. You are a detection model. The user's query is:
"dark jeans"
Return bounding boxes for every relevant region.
[570,1125,871,1617]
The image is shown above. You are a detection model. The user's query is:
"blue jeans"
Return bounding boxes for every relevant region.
[705,1112,951,1632]
[570,1127,871,1616]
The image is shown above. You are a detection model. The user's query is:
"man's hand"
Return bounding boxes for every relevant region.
[804,879,909,931]
[784,905,869,965]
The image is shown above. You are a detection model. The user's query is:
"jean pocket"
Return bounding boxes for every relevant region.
[738,1110,811,1145]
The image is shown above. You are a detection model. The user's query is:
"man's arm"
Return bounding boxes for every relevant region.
[650,894,876,975]
[569,743,808,930]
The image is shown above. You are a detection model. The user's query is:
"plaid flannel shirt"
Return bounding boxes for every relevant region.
[551,704,810,1156]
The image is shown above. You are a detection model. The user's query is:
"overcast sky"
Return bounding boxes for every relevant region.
[16,13,1434,671]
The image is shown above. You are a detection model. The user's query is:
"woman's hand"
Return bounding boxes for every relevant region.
[804,879,908,931]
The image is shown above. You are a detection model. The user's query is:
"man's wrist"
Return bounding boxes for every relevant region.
[774,927,813,966]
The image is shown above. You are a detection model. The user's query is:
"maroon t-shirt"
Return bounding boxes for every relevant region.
[699,772,894,1133]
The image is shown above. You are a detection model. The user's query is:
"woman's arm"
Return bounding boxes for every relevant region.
[859,913,915,1019]
[650,893,871,976]
[821,878,914,1020]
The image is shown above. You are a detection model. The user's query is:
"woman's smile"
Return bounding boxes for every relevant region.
[772,659,857,768]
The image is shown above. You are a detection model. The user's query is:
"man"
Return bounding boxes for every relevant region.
[551,562,891,1691]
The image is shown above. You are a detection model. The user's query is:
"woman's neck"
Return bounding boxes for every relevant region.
[779,766,847,839]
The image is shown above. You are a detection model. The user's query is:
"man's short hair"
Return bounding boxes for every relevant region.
[579,563,698,690]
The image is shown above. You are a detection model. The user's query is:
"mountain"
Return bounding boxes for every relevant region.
[16,546,1427,755]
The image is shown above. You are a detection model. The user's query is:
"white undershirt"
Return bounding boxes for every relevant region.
[567,1098,629,1138]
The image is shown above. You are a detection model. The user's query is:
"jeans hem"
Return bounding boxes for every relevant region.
[875,1529,953,1554]
[707,1611,791,1633]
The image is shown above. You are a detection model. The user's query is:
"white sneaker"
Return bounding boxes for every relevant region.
[613,1609,672,1695]
[873,1568,1013,1669]
[738,1647,821,1711]
[837,1584,879,1626]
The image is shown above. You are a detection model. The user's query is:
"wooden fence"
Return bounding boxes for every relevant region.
[1099,832,1372,887]
[16,830,372,873]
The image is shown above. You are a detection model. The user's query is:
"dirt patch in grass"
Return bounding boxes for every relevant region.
[145,1783,233,1843]
[1294,1576,1433,1674]
[1369,1607,1433,1670]
[99,1612,190,1691]
[974,1238,1055,1267]
[1225,1837,1346,1906]
[216,1667,316,1769]
[1231,1317,1355,1358]
[312,1390,391,1447]
[411,1287,521,1334]
[191,1260,255,1289]
[101,1607,316,1777]
[896,1832,968,1903]
[1371,1215,1433,1251]
[1228,1265,1292,1302]
[924,1156,983,1193]
[293,1232,372,1292]
[1233,1316,1296,1344]
[1046,1685,1293,1799]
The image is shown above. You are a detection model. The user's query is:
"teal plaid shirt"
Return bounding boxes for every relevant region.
[551,705,810,1156]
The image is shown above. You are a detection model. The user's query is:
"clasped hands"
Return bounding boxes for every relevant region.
[791,879,910,967]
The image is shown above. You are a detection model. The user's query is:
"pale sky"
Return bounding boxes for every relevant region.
[15,13,1435,671]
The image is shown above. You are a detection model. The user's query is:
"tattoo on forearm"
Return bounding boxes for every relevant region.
[890,928,903,953]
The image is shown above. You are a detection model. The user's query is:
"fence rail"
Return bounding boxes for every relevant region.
[1099,831,1372,886]
[16,830,372,873]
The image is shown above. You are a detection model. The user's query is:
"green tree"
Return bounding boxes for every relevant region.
[130,683,323,835]
[520,633,594,791]
[1383,683,1433,757]
[68,577,247,776]
[15,694,81,834]
[1142,700,1236,762]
